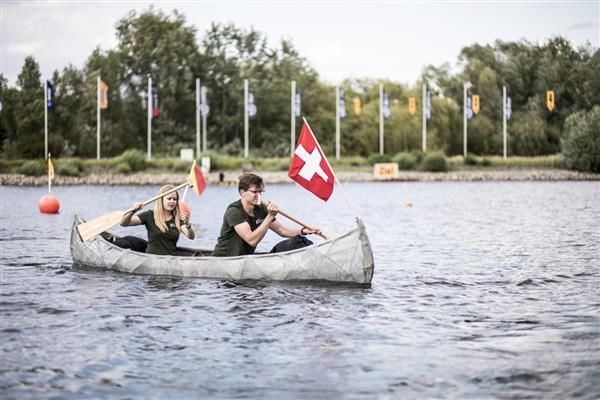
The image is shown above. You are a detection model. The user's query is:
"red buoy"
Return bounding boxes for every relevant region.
[39,194,60,214]
[180,201,191,219]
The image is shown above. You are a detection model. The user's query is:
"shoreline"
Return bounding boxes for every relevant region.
[1,169,599,186]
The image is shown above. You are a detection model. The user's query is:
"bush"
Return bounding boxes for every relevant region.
[422,151,448,172]
[115,162,132,174]
[171,159,191,173]
[393,152,417,170]
[18,160,45,176]
[464,154,479,165]
[367,153,392,165]
[411,150,425,164]
[115,149,146,172]
[0,159,23,173]
[561,106,600,172]
[57,159,85,177]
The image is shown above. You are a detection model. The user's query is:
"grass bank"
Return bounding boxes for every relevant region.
[0,150,565,177]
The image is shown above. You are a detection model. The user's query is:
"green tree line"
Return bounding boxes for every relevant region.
[1,8,598,170]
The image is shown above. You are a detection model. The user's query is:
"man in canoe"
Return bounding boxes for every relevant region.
[212,173,321,257]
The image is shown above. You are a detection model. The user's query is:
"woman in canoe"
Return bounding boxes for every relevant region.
[120,184,195,255]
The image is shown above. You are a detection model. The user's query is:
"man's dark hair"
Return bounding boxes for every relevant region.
[238,173,264,193]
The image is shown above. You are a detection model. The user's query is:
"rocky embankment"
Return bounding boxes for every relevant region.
[1,169,598,186]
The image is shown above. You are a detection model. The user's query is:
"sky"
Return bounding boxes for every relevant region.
[1,1,599,87]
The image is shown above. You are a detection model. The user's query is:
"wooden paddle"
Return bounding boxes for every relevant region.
[262,200,332,241]
[76,182,189,242]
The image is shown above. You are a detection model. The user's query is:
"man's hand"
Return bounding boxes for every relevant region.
[265,200,279,217]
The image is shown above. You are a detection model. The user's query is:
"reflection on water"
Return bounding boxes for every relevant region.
[1,181,599,399]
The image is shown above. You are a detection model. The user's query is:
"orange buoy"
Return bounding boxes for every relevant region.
[39,194,60,214]
[180,201,191,218]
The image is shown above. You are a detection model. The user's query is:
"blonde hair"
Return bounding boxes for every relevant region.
[154,184,181,233]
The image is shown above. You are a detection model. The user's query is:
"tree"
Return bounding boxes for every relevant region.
[562,106,600,172]
[116,7,200,156]
[13,57,45,158]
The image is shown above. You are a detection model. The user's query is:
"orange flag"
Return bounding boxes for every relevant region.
[99,80,108,109]
[188,161,206,196]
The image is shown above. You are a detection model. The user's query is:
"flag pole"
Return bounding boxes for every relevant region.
[182,159,198,203]
[379,84,384,156]
[291,80,296,157]
[97,76,101,159]
[244,79,249,158]
[422,84,427,152]
[302,117,358,218]
[147,76,152,161]
[196,78,201,157]
[44,80,48,160]
[335,86,340,160]
[201,85,208,153]
[503,86,507,160]
[48,153,52,193]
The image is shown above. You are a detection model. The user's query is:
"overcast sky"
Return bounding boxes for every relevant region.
[2,1,599,86]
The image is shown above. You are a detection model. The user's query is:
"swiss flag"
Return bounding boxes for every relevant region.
[288,120,335,201]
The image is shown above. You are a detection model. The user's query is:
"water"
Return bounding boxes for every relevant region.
[1,181,599,399]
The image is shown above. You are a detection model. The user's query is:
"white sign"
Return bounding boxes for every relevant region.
[180,148,194,161]
[201,156,211,173]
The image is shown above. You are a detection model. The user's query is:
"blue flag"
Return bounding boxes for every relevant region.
[466,96,473,120]
[46,81,55,110]
[200,86,209,117]
[339,88,347,119]
[295,90,301,118]
[426,89,432,121]
[383,90,391,120]
[248,89,257,119]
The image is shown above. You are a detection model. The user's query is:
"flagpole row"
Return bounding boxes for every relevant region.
[302,117,359,218]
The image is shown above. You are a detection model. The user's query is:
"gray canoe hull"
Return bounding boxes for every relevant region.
[70,215,374,284]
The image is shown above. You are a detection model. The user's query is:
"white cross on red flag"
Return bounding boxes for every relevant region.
[288,121,335,201]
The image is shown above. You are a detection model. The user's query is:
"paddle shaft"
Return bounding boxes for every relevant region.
[125,182,190,214]
[262,200,331,240]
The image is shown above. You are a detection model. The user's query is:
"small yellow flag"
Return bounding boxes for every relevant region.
[353,96,362,115]
[472,95,480,114]
[100,80,109,109]
[408,97,416,116]
[546,90,555,111]
[48,156,55,179]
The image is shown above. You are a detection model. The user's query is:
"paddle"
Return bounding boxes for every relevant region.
[262,200,332,241]
[76,182,189,242]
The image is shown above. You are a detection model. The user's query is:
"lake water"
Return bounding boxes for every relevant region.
[1,181,599,399]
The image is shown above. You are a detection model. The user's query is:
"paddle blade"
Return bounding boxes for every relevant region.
[76,210,125,241]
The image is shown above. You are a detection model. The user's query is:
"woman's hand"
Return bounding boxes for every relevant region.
[180,213,191,228]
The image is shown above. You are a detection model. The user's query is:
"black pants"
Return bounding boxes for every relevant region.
[270,235,313,253]
[114,236,148,253]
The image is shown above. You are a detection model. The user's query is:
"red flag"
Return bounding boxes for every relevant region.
[188,162,206,196]
[288,121,334,201]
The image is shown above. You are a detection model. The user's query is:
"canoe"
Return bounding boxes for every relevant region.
[70,215,374,284]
